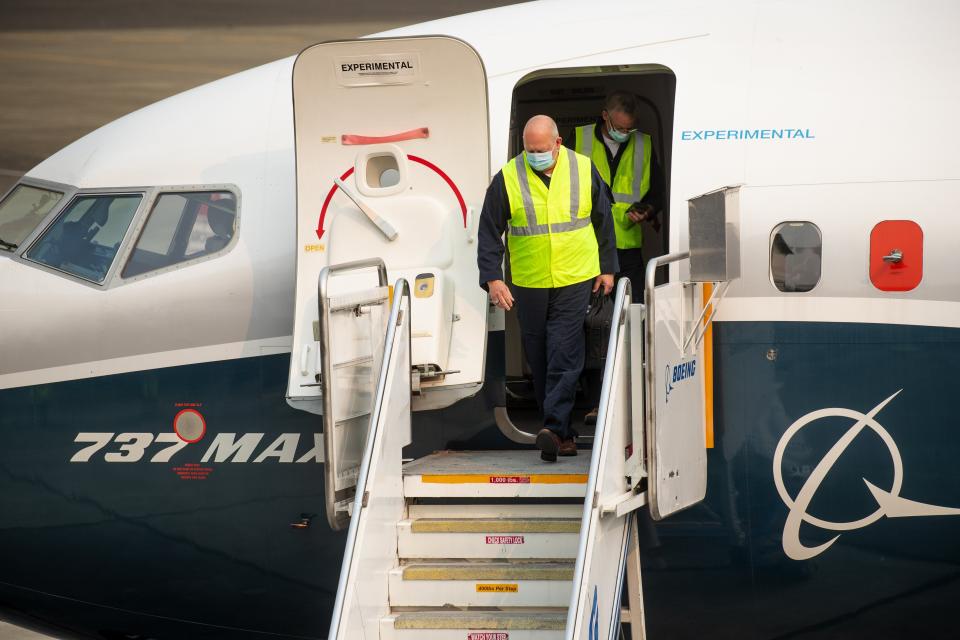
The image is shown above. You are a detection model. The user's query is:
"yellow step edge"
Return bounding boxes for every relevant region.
[403,562,575,581]
[410,518,581,534]
[419,473,587,485]
[393,611,567,630]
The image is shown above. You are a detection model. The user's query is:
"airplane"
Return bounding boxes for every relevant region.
[2,0,960,638]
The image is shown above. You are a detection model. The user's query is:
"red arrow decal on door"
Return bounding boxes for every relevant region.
[407,155,468,227]
[315,156,467,241]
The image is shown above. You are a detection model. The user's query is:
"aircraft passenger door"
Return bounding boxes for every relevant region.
[287,36,490,413]
[286,37,490,526]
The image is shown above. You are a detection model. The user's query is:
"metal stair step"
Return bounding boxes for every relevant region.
[401,561,575,581]
[392,610,566,630]
[380,610,567,639]
[410,518,580,534]
[403,450,588,499]
[389,561,574,607]
[407,503,583,520]
[397,519,580,559]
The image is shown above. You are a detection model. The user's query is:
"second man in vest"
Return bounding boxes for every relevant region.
[573,90,663,289]
[573,91,664,424]
[477,115,618,462]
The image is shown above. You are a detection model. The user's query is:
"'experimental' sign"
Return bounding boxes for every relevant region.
[335,53,420,87]
[681,128,816,141]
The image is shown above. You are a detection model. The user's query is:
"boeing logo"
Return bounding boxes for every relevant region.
[588,585,599,640]
[665,360,696,404]
[773,390,960,561]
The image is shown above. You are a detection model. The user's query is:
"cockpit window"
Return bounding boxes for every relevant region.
[122,191,236,278]
[26,194,141,283]
[771,221,822,292]
[0,185,64,251]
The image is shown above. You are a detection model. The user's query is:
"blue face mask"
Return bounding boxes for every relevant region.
[526,149,555,171]
[607,123,630,144]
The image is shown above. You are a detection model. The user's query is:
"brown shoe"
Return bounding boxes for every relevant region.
[584,408,599,426]
[559,438,577,456]
[536,428,560,462]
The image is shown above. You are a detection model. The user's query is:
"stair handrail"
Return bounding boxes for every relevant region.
[326,277,411,640]
[318,257,389,530]
[566,276,633,638]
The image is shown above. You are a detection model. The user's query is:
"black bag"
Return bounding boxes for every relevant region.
[584,290,613,370]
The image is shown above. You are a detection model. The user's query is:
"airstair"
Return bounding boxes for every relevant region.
[285,35,740,640]
[323,275,645,640]
[386,449,586,638]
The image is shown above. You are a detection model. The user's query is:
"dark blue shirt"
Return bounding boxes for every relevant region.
[477,161,619,289]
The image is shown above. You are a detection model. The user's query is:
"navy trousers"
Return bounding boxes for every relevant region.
[586,248,646,407]
[513,278,593,439]
[616,247,646,294]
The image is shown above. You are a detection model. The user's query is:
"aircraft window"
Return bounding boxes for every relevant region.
[770,222,821,292]
[26,194,141,283]
[0,184,64,251]
[122,190,236,278]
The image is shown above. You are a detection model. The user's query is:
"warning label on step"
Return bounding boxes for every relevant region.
[486,535,524,545]
[488,475,530,484]
[476,583,518,593]
[467,634,508,640]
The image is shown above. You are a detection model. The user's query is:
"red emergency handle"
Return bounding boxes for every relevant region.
[341,127,429,145]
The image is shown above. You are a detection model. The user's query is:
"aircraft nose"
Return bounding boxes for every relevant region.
[0,256,34,301]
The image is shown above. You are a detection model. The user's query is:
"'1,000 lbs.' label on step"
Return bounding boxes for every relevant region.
[488,475,530,483]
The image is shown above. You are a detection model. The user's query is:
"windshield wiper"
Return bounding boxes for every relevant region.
[0,237,18,250]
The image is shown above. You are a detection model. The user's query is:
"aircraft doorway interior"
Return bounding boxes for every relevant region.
[502,65,676,436]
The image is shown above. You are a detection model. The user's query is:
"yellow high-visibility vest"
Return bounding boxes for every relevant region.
[502,147,599,288]
[575,124,651,250]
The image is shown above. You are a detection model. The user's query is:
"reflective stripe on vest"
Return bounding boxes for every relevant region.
[575,123,646,204]
[509,148,589,236]
[501,147,599,288]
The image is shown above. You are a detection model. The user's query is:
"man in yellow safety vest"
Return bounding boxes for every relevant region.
[477,115,618,462]
[573,91,663,424]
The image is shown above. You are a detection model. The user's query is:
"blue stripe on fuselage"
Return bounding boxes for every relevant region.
[7,323,960,639]
[642,321,960,639]
[0,343,505,639]
[0,354,339,638]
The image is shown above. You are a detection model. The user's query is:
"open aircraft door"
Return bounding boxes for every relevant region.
[644,187,740,520]
[286,37,490,529]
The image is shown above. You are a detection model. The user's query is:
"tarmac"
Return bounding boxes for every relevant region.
[0,625,49,640]
[0,3,514,640]
[0,0,515,196]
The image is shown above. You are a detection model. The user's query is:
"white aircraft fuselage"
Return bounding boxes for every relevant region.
[1,1,959,638]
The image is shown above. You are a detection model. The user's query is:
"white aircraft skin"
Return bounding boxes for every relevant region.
[1,1,960,638]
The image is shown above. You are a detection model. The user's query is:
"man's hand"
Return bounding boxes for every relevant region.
[593,274,614,295]
[487,279,514,311]
[626,203,655,224]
